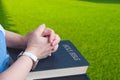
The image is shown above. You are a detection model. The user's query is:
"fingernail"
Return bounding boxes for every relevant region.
[51,40,53,43]
[52,42,55,46]
[52,43,54,46]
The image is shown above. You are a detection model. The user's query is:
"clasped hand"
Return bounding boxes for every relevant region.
[23,24,60,60]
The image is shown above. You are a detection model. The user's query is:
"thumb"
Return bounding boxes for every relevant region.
[35,24,46,36]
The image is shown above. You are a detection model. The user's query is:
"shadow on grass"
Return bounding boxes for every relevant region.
[79,0,120,4]
[0,0,19,33]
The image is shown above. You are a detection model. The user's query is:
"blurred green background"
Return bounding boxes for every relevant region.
[0,0,120,80]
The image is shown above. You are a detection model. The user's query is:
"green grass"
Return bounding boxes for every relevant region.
[0,0,120,80]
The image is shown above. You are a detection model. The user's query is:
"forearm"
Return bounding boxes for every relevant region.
[0,56,33,80]
[5,30,26,49]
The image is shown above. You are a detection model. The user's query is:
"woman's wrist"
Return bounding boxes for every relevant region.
[19,55,33,69]
[18,51,39,70]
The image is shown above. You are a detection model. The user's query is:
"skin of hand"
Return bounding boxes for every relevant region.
[24,24,60,57]
[42,27,60,53]
[24,25,52,59]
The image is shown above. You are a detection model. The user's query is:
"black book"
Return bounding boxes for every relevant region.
[36,74,90,80]
[8,40,89,80]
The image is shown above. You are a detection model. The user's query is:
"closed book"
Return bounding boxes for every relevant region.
[36,74,90,80]
[8,40,89,80]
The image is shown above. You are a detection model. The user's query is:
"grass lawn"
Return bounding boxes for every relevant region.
[0,0,120,79]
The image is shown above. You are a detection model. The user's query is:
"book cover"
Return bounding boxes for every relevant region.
[36,74,90,80]
[8,40,89,80]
